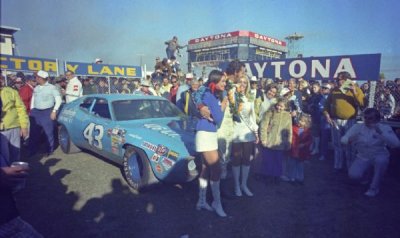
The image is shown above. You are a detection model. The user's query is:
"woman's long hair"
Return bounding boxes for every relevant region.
[207,70,225,101]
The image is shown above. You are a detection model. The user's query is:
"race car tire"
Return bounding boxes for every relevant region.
[59,124,81,154]
[122,145,156,191]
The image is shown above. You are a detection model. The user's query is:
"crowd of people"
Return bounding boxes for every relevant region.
[1,58,400,232]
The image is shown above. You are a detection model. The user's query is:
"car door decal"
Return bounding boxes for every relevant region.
[83,123,104,150]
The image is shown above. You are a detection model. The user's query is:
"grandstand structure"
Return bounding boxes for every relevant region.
[187,30,287,71]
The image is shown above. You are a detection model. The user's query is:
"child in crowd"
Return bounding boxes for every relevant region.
[288,114,312,184]
[259,98,292,183]
[319,83,332,160]
[308,82,323,155]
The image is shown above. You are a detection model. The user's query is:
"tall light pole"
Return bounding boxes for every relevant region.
[136,53,145,79]
[285,33,304,58]
[136,53,144,67]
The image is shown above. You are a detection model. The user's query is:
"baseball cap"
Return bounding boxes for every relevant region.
[186,73,194,79]
[279,87,290,96]
[37,70,49,79]
[322,83,331,89]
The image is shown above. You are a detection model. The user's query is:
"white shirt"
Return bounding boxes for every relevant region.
[66,77,83,103]
[31,82,62,111]
[341,123,400,160]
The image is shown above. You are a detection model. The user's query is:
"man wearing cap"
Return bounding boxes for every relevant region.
[0,75,29,164]
[65,71,83,103]
[29,70,62,157]
[176,73,194,106]
[323,71,364,170]
[95,58,103,64]
[136,80,155,96]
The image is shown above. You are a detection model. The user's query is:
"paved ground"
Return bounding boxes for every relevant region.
[15,146,400,238]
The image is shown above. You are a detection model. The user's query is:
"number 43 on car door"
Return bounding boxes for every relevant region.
[83,123,104,150]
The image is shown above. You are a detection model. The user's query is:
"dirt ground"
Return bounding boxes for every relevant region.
[14,146,400,238]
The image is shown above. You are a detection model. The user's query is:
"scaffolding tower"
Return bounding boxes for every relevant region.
[285,33,304,58]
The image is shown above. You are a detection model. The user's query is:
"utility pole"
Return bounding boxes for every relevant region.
[136,53,145,78]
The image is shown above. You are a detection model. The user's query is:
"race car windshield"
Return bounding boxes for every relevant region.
[112,99,185,121]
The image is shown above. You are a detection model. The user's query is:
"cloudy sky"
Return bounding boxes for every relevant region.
[1,0,399,78]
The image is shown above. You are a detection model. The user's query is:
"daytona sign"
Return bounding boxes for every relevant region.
[188,30,286,47]
[219,54,381,81]
[189,31,240,44]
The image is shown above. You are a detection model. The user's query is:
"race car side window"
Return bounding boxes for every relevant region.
[92,98,111,119]
[80,97,95,111]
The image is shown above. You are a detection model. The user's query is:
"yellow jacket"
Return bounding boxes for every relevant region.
[323,87,364,120]
[260,110,292,151]
[0,87,29,130]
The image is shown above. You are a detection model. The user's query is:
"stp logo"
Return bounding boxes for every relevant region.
[156,145,169,155]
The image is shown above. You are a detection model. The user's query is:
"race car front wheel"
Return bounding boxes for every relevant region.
[59,125,81,154]
[122,145,156,191]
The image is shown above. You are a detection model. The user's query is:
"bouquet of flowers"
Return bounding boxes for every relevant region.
[226,81,244,122]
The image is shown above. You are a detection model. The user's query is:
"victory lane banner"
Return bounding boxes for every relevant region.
[0,55,58,73]
[220,53,381,81]
[65,61,142,78]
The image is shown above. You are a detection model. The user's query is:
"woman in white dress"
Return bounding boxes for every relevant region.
[231,76,259,196]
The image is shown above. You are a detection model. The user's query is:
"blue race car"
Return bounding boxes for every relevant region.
[57,94,199,190]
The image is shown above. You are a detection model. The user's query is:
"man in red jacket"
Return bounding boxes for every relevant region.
[18,75,36,114]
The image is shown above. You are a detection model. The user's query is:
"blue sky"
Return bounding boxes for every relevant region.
[1,0,400,79]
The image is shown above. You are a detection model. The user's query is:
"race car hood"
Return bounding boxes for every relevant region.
[118,117,197,156]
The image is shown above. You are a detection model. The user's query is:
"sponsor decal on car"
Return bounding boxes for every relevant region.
[58,108,77,124]
[155,164,163,173]
[128,134,143,140]
[107,128,126,154]
[151,153,161,163]
[111,135,125,155]
[143,124,180,138]
[156,145,169,156]
[142,141,157,152]
[167,150,179,161]
[107,128,126,137]
[161,157,175,170]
